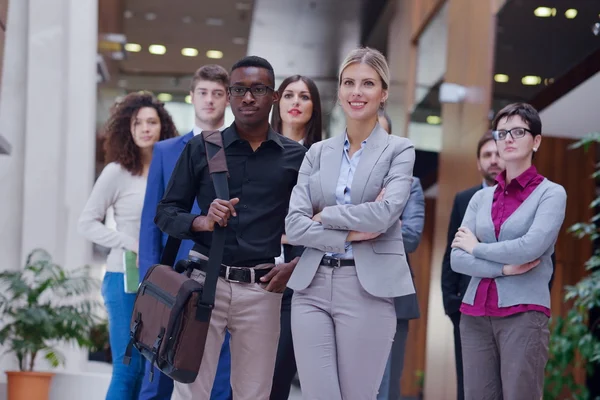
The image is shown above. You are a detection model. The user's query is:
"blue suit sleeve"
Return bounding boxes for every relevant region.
[401,179,425,253]
[139,145,165,281]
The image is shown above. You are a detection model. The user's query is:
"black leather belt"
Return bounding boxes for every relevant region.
[321,256,355,268]
[189,258,272,284]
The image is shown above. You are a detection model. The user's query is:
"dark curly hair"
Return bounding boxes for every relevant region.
[103,91,178,175]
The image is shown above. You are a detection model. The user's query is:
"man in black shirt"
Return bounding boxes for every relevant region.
[155,56,306,400]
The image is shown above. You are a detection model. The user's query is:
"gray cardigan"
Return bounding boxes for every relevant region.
[450,178,566,309]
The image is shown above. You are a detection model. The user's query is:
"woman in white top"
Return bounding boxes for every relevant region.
[78,92,178,400]
[285,47,416,399]
[269,75,323,398]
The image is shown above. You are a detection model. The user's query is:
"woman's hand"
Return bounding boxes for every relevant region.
[502,260,541,276]
[281,234,288,245]
[451,227,479,254]
[346,231,381,242]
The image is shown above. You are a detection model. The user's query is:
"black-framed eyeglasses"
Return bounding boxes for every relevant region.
[492,127,532,141]
[228,85,274,98]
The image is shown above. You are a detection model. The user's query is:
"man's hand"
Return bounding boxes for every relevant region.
[346,231,381,242]
[259,257,300,293]
[192,198,240,232]
[502,260,541,276]
[281,234,289,245]
[451,227,479,254]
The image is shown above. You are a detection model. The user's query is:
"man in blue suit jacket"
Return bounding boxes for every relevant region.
[138,65,233,400]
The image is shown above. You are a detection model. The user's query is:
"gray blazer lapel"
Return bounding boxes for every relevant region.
[320,133,345,205]
[351,124,389,204]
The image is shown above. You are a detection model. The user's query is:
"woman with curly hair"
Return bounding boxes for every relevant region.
[78,91,178,399]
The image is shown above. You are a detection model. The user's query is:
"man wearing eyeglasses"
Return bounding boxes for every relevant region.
[155,56,307,400]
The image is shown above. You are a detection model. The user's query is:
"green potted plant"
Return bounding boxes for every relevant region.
[544,133,600,399]
[415,369,425,400]
[0,248,100,400]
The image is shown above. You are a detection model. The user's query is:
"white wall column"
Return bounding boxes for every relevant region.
[0,0,99,379]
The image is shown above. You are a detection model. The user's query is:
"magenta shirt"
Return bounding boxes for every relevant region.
[460,165,551,317]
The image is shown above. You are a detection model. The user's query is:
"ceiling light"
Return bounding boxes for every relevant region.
[206,18,224,26]
[543,78,555,86]
[181,47,199,57]
[521,75,542,85]
[565,9,577,19]
[125,43,142,52]
[206,50,224,59]
[534,7,556,17]
[232,37,247,45]
[145,12,157,21]
[182,16,193,24]
[494,74,509,83]
[157,93,172,102]
[426,115,441,125]
[148,44,166,55]
[185,95,192,104]
[124,10,133,19]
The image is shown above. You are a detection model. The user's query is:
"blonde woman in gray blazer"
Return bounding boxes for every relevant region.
[285,47,416,400]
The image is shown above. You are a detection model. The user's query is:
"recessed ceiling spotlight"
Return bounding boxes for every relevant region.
[426,115,442,125]
[533,7,556,17]
[494,74,509,83]
[185,95,192,104]
[236,2,252,11]
[181,47,199,57]
[206,50,224,59]
[145,12,157,21]
[521,75,542,85]
[148,44,167,55]
[125,43,142,52]
[182,16,193,24]
[232,37,247,45]
[157,93,173,102]
[206,18,224,26]
[124,10,134,19]
[565,9,578,19]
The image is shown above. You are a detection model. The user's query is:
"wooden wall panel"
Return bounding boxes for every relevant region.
[401,198,436,396]
[423,1,497,399]
[533,137,595,317]
[411,0,447,41]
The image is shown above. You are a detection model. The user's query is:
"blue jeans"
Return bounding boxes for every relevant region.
[102,272,144,400]
[139,331,233,400]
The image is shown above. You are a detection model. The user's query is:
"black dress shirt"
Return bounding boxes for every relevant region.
[155,124,307,267]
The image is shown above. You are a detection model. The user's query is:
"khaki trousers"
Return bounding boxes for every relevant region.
[172,265,283,400]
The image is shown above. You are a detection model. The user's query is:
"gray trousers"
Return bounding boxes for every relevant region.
[291,265,396,400]
[460,312,550,400]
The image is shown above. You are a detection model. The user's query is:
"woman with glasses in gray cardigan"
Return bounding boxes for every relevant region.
[450,103,566,400]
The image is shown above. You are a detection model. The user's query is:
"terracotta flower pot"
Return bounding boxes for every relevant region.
[5,371,55,400]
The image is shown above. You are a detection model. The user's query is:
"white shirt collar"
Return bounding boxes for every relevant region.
[193,124,226,136]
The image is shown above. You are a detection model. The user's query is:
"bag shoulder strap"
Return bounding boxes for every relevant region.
[199,130,229,305]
